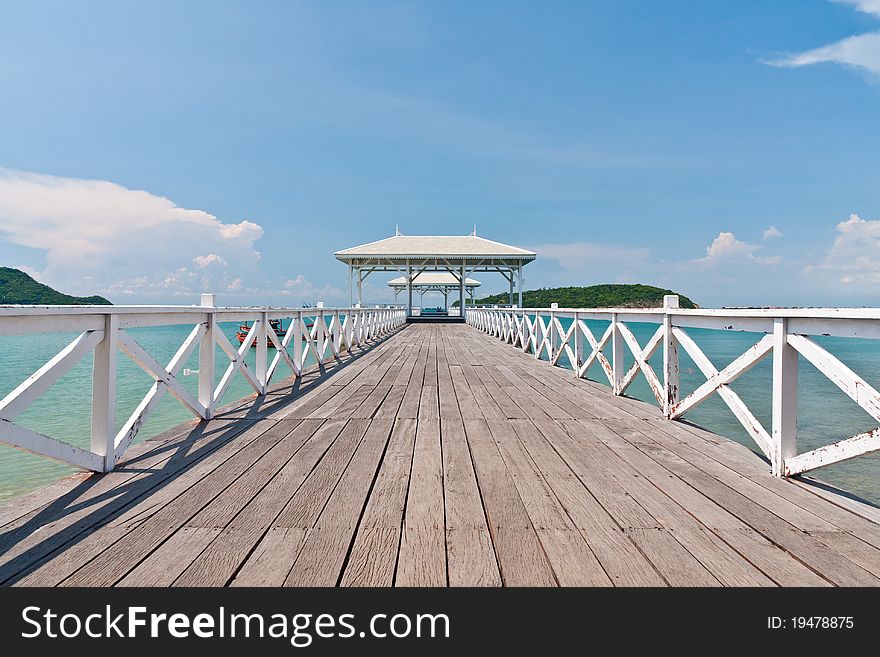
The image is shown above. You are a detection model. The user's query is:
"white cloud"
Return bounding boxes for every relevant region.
[193,253,227,268]
[805,213,880,284]
[0,168,266,300]
[836,0,880,18]
[765,2,880,77]
[763,225,783,240]
[531,241,651,272]
[282,274,342,301]
[695,232,782,266]
[767,32,880,76]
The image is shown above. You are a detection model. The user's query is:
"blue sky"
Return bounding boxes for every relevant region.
[1,0,880,307]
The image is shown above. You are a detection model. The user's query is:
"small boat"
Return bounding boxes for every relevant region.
[236,318,315,347]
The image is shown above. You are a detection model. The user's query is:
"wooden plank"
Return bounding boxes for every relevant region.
[117,528,221,587]
[271,419,370,531]
[418,385,439,420]
[577,420,820,586]
[620,415,880,567]
[423,340,438,387]
[0,418,265,585]
[448,365,483,420]
[283,419,395,586]
[463,418,557,586]
[602,418,880,586]
[341,418,417,586]
[529,417,719,585]
[493,362,596,420]
[397,346,427,419]
[437,347,460,419]
[374,385,406,419]
[51,420,303,587]
[397,418,446,586]
[560,421,774,586]
[508,419,665,586]
[487,419,611,586]
[647,417,880,549]
[350,384,391,419]
[169,419,349,586]
[184,419,325,530]
[473,366,527,419]
[231,528,308,586]
[442,417,501,586]
[107,419,304,530]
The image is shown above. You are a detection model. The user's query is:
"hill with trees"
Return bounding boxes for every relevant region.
[456,284,696,309]
[0,267,111,305]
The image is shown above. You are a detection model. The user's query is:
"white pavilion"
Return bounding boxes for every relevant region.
[334,230,536,320]
[387,272,481,314]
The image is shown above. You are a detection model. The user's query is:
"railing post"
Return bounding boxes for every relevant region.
[612,312,623,394]
[344,309,353,350]
[772,317,798,476]
[256,311,268,394]
[333,310,342,350]
[91,313,118,472]
[534,312,543,359]
[199,293,216,419]
[574,311,583,377]
[663,295,679,418]
[522,310,530,353]
[550,303,558,362]
[318,310,327,362]
[294,311,304,369]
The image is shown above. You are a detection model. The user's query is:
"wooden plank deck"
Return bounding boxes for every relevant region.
[2,323,880,587]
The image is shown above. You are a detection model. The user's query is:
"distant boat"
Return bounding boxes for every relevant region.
[236,317,315,347]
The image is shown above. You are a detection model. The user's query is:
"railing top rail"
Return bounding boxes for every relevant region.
[472,306,880,320]
[0,305,405,317]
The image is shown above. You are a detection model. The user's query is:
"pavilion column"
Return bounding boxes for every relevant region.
[459,265,465,321]
[508,271,514,306]
[407,263,413,319]
[443,290,448,310]
[348,266,353,307]
[357,268,363,307]
[517,263,523,308]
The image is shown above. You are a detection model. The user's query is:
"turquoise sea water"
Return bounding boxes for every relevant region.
[0,317,878,505]
[0,320,316,503]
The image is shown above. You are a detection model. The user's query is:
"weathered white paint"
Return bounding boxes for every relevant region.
[662,295,679,418]
[91,313,118,472]
[772,319,798,476]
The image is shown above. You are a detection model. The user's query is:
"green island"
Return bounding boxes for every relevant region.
[455,283,697,309]
[0,267,112,305]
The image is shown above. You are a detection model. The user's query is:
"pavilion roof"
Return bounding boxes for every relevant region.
[335,234,536,262]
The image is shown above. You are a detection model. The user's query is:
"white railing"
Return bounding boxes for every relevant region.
[0,295,406,472]
[467,296,880,478]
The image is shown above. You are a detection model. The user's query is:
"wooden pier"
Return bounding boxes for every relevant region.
[2,323,879,587]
